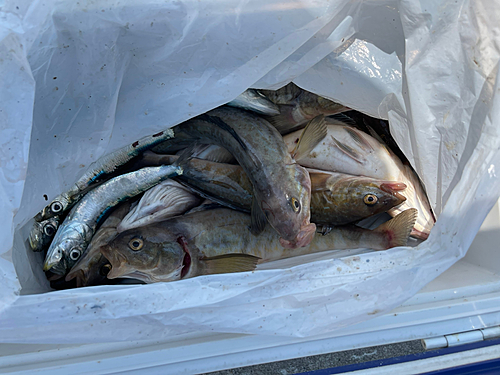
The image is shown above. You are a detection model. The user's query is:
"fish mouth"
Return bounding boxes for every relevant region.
[279,223,316,249]
[380,183,407,204]
[380,182,407,193]
[176,236,191,279]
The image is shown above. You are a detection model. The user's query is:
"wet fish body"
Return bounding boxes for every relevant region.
[226,89,280,116]
[283,123,435,239]
[260,83,349,134]
[28,216,60,252]
[103,207,417,283]
[35,129,175,222]
[153,107,326,248]
[65,202,131,287]
[44,164,183,275]
[139,152,406,227]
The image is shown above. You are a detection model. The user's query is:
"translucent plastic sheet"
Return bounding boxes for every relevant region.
[1,0,499,343]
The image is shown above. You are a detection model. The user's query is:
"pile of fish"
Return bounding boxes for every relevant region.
[28,83,434,289]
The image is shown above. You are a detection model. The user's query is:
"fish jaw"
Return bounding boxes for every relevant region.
[279,222,316,249]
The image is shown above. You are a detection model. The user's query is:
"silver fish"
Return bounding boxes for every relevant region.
[28,217,60,252]
[43,164,183,275]
[102,207,418,283]
[65,202,131,287]
[35,129,174,222]
[226,89,280,116]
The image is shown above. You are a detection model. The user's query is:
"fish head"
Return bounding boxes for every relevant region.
[35,194,70,222]
[44,237,85,275]
[262,164,314,247]
[102,227,186,283]
[341,180,407,219]
[28,217,59,252]
[44,223,90,275]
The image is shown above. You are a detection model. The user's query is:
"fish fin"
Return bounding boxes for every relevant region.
[250,196,267,235]
[344,126,375,151]
[330,135,365,164]
[327,113,357,126]
[198,146,235,163]
[174,179,250,213]
[364,121,387,147]
[309,172,332,192]
[175,143,209,166]
[374,208,418,248]
[265,105,304,134]
[291,115,327,161]
[201,254,260,275]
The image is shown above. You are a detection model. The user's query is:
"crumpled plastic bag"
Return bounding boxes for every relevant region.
[1,0,499,343]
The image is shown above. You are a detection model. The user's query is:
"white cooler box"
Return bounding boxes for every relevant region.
[1,0,500,373]
[1,201,500,374]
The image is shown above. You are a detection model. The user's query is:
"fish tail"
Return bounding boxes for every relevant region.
[374,208,418,249]
[389,165,436,240]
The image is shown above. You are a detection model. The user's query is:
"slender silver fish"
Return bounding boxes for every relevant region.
[43,164,183,275]
[102,207,417,283]
[226,89,280,116]
[28,217,60,252]
[65,202,130,287]
[35,129,174,222]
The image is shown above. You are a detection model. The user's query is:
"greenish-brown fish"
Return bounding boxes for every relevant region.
[102,207,418,283]
[153,107,327,249]
[138,152,407,227]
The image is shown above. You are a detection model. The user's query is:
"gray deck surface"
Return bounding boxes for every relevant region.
[206,339,424,374]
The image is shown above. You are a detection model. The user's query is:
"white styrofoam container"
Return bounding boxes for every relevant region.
[1,200,499,374]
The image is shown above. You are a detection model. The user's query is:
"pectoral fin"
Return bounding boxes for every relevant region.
[331,135,365,164]
[291,115,327,161]
[250,196,267,235]
[309,172,333,192]
[201,254,260,275]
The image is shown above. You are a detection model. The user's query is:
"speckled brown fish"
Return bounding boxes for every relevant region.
[138,152,407,227]
[153,107,327,248]
[102,207,417,283]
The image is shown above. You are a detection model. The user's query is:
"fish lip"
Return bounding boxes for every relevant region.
[380,183,407,203]
[176,236,191,279]
[380,182,407,193]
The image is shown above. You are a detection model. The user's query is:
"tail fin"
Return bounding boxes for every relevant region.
[374,208,418,248]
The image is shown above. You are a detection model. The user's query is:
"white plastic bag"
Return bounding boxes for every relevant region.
[1,0,499,343]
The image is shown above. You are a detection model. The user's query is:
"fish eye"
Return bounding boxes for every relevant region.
[100,263,112,276]
[129,238,144,251]
[50,201,63,214]
[44,224,56,236]
[290,197,301,213]
[69,248,81,261]
[363,194,378,206]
